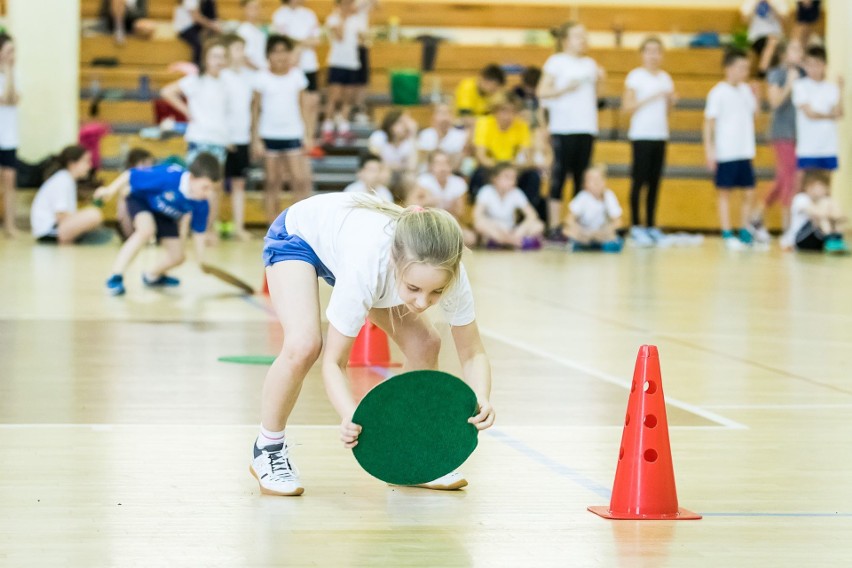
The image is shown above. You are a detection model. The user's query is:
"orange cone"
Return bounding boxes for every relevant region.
[589,345,701,520]
[348,322,400,367]
[261,271,269,296]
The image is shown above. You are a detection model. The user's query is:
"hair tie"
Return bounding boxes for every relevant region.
[411,205,425,212]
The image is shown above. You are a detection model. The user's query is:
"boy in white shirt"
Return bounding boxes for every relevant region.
[322,0,365,144]
[236,0,268,71]
[781,169,848,253]
[343,154,394,202]
[703,49,759,250]
[792,46,844,174]
[563,165,623,252]
[251,35,313,224]
[222,34,257,241]
[473,162,544,250]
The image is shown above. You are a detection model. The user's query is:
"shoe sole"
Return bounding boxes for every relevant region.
[249,464,305,496]
[411,478,468,491]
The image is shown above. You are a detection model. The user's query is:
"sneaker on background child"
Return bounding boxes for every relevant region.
[703,49,759,250]
[473,162,544,250]
[563,165,623,252]
[343,153,393,202]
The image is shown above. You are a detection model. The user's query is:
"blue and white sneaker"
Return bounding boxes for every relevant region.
[142,273,181,287]
[601,239,624,253]
[105,274,125,296]
[738,228,754,246]
[646,227,666,243]
[250,440,304,496]
[630,226,654,248]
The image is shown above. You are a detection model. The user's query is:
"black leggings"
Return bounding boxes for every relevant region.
[550,134,594,200]
[630,140,666,227]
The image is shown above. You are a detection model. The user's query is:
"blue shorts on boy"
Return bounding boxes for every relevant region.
[797,156,838,171]
[128,163,210,236]
[715,160,756,189]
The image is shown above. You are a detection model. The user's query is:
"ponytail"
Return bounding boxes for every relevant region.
[43,145,88,179]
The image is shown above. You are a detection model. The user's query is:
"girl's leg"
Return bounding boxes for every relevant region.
[514,217,545,240]
[368,307,441,371]
[337,86,357,134]
[146,237,186,279]
[262,261,323,430]
[548,134,569,230]
[230,176,250,240]
[629,141,647,227]
[206,181,222,245]
[264,154,283,225]
[323,84,342,136]
[646,141,666,228]
[283,151,313,203]
[303,91,321,147]
[57,208,103,245]
[1,167,19,237]
[111,212,156,274]
[741,189,756,229]
[473,218,513,245]
[570,134,595,197]
[110,0,127,43]
[717,191,732,233]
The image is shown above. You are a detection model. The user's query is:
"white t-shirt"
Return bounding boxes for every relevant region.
[31,170,76,238]
[569,189,623,230]
[237,22,268,71]
[178,74,230,146]
[222,67,256,145]
[781,192,814,249]
[0,71,19,150]
[792,78,840,159]
[253,69,308,140]
[283,192,476,337]
[417,173,468,210]
[343,180,394,203]
[625,67,674,141]
[326,11,364,70]
[475,185,529,231]
[368,131,416,170]
[417,127,469,156]
[272,6,321,73]
[542,53,599,135]
[704,81,757,162]
[173,0,198,33]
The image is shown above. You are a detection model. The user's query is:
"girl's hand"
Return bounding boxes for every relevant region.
[468,398,496,431]
[251,139,265,162]
[340,419,362,449]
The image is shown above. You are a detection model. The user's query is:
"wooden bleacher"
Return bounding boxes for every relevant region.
[68,3,787,232]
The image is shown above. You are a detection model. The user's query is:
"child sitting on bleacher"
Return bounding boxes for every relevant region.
[418,150,476,247]
[473,162,544,250]
[343,154,393,203]
[563,165,623,253]
[367,109,418,189]
[236,0,268,71]
[174,0,222,67]
[251,35,313,224]
[781,169,848,254]
[30,146,104,244]
[416,103,469,172]
[454,64,506,126]
[322,0,366,144]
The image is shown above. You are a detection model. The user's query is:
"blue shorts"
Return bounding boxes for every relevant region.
[328,67,360,86]
[0,148,16,168]
[262,138,302,153]
[797,0,821,23]
[715,159,755,189]
[797,156,838,171]
[263,210,336,286]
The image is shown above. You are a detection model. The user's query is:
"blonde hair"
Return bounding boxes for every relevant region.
[351,197,465,289]
[551,21,581,52]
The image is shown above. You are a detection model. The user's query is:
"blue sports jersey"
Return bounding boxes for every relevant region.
[129,164,210,233]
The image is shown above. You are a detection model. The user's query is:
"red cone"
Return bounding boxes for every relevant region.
[348,322,400,367]
[589,345,701,520]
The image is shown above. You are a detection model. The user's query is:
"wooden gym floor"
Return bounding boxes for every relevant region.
[1,237,851,566]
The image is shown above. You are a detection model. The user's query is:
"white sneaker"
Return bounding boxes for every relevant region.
[724,237,747,251]
[414,471,468,491]
[752,225,771,244]
[630,226,654,248]
[250,440,305,496]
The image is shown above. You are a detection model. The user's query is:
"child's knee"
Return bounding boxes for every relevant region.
[282,336,323,367]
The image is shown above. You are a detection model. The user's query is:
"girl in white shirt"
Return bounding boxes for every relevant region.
[30,146,103,244]
[419,150,477,247]
[322,0,366,143]
[251,35,313,225]
[367,109,418,190]
[473,162,544,250]
[0,34,19,237]
[254,192,496,495]
[622,37,676,246]
[417,103,469,171]
[537,22,605,237]
[236,0,268,71]
[273,0,323,151]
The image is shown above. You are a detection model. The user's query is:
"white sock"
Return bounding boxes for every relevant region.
[321,119,334,133]
[257,425,286,448]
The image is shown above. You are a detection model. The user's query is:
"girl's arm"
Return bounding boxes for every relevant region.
[250,91,264,160]
[189,5,219,32]
[327,13,345,41]
[322,325,362,447]
[160,81,191,120]
[703,117,716,172]
[537,72,584,100]
[622,87,668,115]
[93,170,132,202]
[451,321,495,430]
[767,77,793,110]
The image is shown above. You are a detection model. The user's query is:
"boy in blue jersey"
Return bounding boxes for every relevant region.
[94,152,222,296]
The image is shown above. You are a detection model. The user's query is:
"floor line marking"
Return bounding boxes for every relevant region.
[701,512,852,518]
[479,327,748,431]
[704,403,852,410]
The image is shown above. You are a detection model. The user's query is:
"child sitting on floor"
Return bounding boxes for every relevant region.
[781,169,848,253]
[563,165,624,252]
[473,162,544,250]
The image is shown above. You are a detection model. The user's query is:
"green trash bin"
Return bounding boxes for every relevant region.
[390,69,421,106]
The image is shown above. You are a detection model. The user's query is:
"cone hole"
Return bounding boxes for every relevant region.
[644,414,657,428]
[619,446,624,461]
[625,413,630,426]
[644,449,658,463]
[643,380,657,394]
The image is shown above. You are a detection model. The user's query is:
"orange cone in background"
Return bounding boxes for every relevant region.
[589,345,701,520]
[261,272,269,296]
[348,322,401,367]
